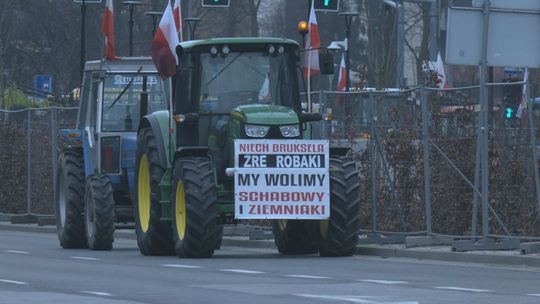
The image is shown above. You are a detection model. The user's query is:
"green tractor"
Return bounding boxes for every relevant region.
[135,38,361,258]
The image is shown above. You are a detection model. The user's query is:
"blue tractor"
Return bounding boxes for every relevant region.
[55,58,169,250]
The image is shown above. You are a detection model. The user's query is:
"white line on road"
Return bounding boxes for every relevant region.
[435,286,489,293]
[162,264,203,269]
[359,279,409,285]
[0,279,28,285]
[5,250,30,254]
[284,274,331,279]
[296,294,419,304]
[220,269,265,274]
[71,256,100,261]
[80,291,112,297]
[526,294,540,297]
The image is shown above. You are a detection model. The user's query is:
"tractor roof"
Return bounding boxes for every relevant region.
[84,57,157,73]
[179,37,300,50]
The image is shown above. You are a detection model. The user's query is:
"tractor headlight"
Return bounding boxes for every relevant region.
[245,124,269,138]
[279,125,300,138]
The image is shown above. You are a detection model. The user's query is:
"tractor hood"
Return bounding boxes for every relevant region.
[231,104,299,125]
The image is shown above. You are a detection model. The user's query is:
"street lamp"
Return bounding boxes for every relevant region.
[145,11,163,37]
[122,1,141,56]
[337,12,358,92]
[185,17,201,40]
[74,0,102,82]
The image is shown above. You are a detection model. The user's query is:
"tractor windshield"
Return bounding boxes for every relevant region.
[101,74,169,132]
[199,51,298,114]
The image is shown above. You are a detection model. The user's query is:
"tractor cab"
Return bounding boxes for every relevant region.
[173,38,318,180]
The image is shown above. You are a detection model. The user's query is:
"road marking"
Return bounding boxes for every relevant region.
[284,274,331,279]
[80,291,112,297]
[5,250,30,254]
[0,279,28,285]
[360,279,408,285]
[296,294,418,304]
[220,269,265,274]
[162,264,202,269]
[71,256,100,261]
[435,286,489,293]
[526,294,540,297]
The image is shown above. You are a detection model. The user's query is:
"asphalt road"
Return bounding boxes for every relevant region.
[1,230,539,304]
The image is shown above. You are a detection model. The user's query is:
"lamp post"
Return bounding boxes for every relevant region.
[122,1,141,56]
[185,17,201,40]
[338,12,358,92]
[145,11,163,37]
[74,0,102,82]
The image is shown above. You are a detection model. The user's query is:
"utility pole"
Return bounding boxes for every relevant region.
[338,12,358,92]
[123,1,142,56]
[80,0,87,82]
[396,0,405,88]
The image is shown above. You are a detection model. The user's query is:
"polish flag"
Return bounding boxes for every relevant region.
[302,1,320,78]
[100,0,119,60]
[436,52,448,89]
[337,53,346,91]
[151,3,180,79]
[173,0,183,41]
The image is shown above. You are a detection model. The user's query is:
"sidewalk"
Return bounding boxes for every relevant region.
[1,221,539,268]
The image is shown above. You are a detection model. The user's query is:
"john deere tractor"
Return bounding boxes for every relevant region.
[135,38,361,258]
[55,57,169,250]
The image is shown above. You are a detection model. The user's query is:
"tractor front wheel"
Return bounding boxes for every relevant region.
[55,148,87,249]
[319,156,361,257]
[85,174,115,250]
[171,157,221,258]
[134,127,174,256]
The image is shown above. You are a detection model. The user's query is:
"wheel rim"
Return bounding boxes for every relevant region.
[85,188,94,238]
[138,154,151,233]
[57,171,66,228]
[175,181,187,240]
[320,220,329,239]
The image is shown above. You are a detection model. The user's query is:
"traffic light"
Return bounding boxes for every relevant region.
[313,0,339,12]
[502,83,522,120]
[201,0,230,7]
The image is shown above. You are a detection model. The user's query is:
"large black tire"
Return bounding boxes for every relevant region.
[55,148,87,249]
[319,156,361,257]
[273,220,320,255]
[85,174,115,250]
[134,127,174,256]
[171,157,221,258]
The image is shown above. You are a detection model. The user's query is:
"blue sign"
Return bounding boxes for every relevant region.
[34,75,53,97]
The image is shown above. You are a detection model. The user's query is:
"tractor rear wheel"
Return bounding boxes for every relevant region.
[55,148,87,249]
[85,174,115,250]
[134,127,174,256]
[319,156,361,257]
[171,157,220,258]
[273,220,320,255]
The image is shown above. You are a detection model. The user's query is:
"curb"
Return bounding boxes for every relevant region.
[2,223,539,267]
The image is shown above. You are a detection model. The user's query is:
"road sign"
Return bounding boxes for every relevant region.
[201,0,230,7]
[34,75,53,97]
[314,0,339,12]
[73,0,102,3]
[473,0,540,10]
[446,6,540,68]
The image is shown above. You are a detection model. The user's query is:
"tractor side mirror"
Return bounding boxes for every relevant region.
[319,52,335,75]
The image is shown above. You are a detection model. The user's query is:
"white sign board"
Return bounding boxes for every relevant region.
[446,6,540,68]
[234,139,330,220]
[473,0,540,10]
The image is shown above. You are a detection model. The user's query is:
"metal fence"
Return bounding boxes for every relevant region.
[0,107,78,220]
[2,88,540,251]
[312,84,540,250]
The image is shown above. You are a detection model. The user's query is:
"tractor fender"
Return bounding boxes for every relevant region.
[174,147,210,162]
[329,147,351,157]
[139,113,170,168]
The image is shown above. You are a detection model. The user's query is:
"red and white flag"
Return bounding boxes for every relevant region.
[173,0,183,41]
[337,53,346,91]
[302,1,320,78]
[100,0,119,60]
[436,52,448,89]
[151,3,180,79]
